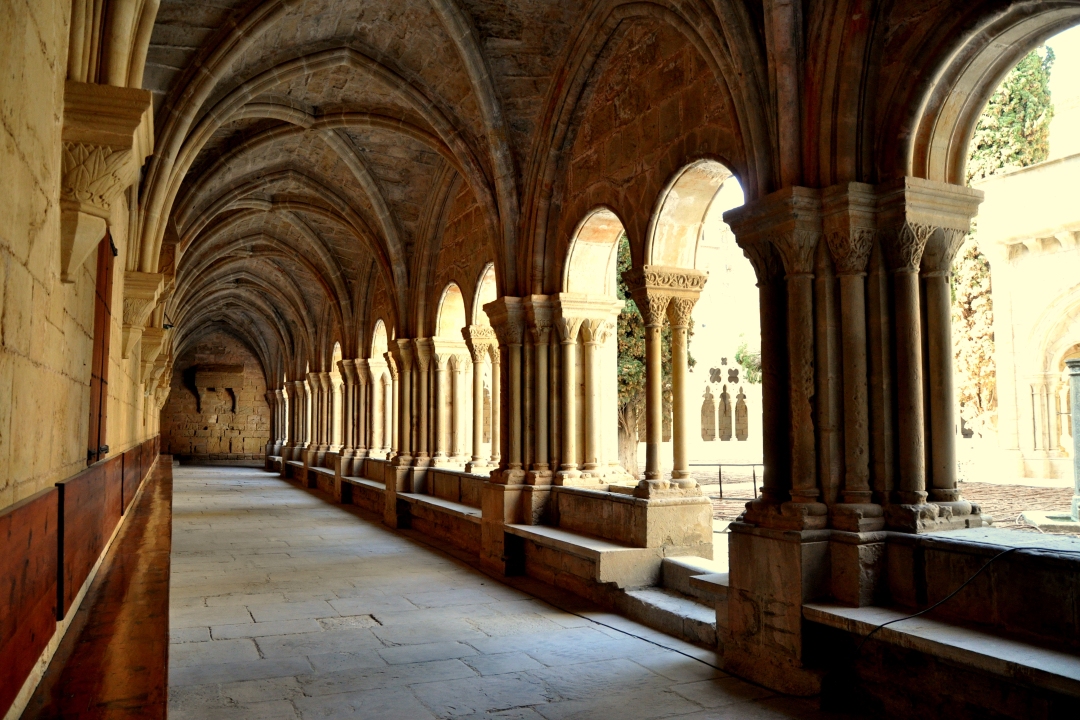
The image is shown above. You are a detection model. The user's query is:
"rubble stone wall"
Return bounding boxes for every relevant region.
[160,332,270,465]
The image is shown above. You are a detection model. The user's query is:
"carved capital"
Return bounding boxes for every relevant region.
[874,176,982,273]
[413,338,433,372]
[121,272,163,358]
[621,265,707,297]
[554,316,584,343]
[725,187,822,278]
[822,182,877,275]
[485,297,526,346]
[581,318,615,345]
[920,227,968,275]
[882,222,934,272]
[462,325,496,362]
[667,297,696,328]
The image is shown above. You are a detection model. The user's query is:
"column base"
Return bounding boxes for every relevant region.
[884,502,986,532]
[466,461,494,475]
[391,453,413,467]
[525,468,553,485]
[739,499,828,530]
[829,503,885,532]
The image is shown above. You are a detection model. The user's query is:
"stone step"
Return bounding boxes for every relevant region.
[620,587,717,647]
[661,556,726,605]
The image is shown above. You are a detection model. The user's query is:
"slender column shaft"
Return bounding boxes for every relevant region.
[1067,360,1080,521]
[417,362,429,459]
[786,273,819,502]
[390,372,399,454]
[523,340,534,467]
[924,271,958,501]
[582,324,603,474]
[452,362,467,459]
[643,310,666,481]
[534,332,549,470]
[435,360,449,459]
[508,344,523,470]
[400,365,412,457]
[839,274,871,502]
[894,269,927,504]
[471,357,485,463]
[559,334,578,477]
[670,324,689,479]
[490,350,501,466]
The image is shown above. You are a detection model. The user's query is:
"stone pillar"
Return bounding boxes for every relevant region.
[489,346,501,467]
[464,326,496,473]
[921,227,968,504]
[432,351,451,465]
[580,318,613,477]
[823,184,883,530]
[1068,359,1080,521]
[451,355,468,463]
[384,353,399,457]
[355,359,370,460]
[391,340,414,465]
[631,291,668,482]
[339,360,357,471]
[668,298,697,485]
[319,371,333,453]
[555,316,582,483]
[414,339,432,466]
[525,299,553,481]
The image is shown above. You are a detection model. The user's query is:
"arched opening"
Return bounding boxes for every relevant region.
[474,263,498,326]
[637,160,753,508]
[434,283,471,468]
[471,263,499,471]
[934,23,1080,529]
[558,208,627,482]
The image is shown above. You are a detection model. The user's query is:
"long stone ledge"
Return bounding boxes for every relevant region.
[804,603,1080,698]
[398,492,482,522]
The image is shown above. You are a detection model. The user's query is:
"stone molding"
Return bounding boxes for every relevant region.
[60,81,153,283]
[121,271,164,358]
[551,293,622,337]
[461,326,496,362]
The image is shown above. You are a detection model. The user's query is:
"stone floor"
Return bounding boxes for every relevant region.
[169,466,859,720]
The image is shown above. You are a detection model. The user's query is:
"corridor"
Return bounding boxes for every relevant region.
[168,467,832,720]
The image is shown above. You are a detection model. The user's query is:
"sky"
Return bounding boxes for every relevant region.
[1046,25,1080,158]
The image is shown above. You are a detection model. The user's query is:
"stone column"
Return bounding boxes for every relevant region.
[631,291,669,482]
[580,318,612,477]
[355,359,370,459]
[432,351,451,465]
[486,297,526,484]
[555,316,582,483]
[339,360,357,469]
[464,326,496,473]
[921,227,968,503]
[823,184,882,530]
[384,353,399,457]
[1068,359,1080,521]
[321,371,334,452]
[525,300,552,480]
[414,339,432,465]
[489,346,501,467]
[451,355,468,463]
[391,340,414,465]
[668,298,697,484]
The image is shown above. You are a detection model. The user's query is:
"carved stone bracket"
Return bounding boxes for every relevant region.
[139,327,165,383]
[484,297,525,347]
[462,325,497,363]
[60,81,153,283]
[822,182,877,275]
[121,271,164,358]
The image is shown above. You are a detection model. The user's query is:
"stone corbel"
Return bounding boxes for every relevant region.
[139,326,165,383]
[121,271,164,358]
[60,81,153,283]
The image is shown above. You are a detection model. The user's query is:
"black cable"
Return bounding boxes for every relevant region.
[856,544,1080,654]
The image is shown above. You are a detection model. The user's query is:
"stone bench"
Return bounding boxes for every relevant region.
[341,476,384,515]
[398,492,482,555]
[804,602,1080,712]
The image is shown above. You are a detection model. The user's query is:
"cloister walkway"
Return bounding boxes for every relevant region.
[168,466,852,720]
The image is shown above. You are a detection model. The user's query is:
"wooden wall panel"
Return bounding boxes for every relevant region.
[57,465,107,619]
[102,455,122,536]
[122,447,140,515]
[0,489,58,717]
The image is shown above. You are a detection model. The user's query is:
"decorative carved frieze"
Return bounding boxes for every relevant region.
[60,81,153,283]
[121,271,164,358]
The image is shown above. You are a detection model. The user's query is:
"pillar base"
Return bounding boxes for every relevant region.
[391,453,413,467]
[829,503,885,532]
[884,502,986,532]
[466,461,494,475]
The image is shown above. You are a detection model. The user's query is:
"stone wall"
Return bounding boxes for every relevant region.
[160,332,270,465]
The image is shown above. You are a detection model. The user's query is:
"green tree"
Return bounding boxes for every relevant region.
[616,235,692,477]
[955,48,1054,431]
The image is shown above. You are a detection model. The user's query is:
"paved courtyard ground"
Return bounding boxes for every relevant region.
[169,466,861,720]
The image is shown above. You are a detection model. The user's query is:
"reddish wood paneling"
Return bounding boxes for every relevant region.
[102,455,122,538]
[57,465,108,619]
[122,447,140,515]
[0,488,58,717]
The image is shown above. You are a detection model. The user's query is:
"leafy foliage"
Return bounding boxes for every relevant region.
[967,48,1055,184]
[734,341,761,385]
[955,48,1054,431]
